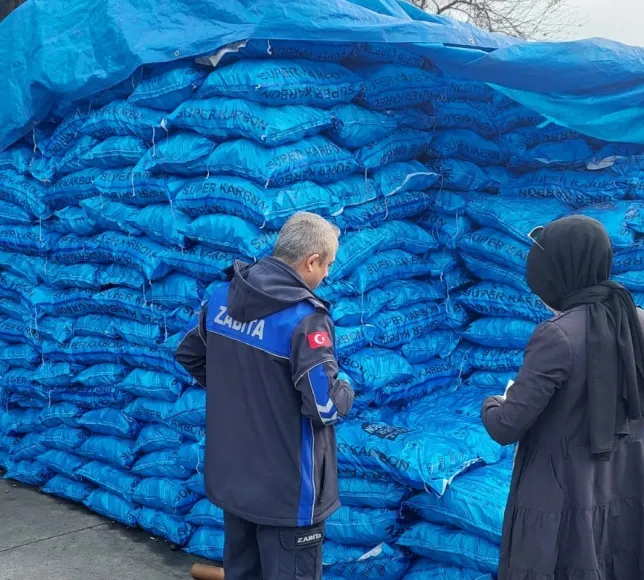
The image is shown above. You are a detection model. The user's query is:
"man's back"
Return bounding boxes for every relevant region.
[177,256,353,527]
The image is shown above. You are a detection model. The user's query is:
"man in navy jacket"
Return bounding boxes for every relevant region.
[175,212,354,580]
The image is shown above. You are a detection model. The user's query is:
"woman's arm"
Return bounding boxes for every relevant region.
[481,320,572,445]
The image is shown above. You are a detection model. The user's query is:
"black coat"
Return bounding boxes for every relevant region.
[175,257,354,527]
[482,306,644,579]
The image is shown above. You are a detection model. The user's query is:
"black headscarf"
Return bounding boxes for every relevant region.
[527,215,644,460]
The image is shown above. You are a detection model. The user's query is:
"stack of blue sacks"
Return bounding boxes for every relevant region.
[0,38,644,578]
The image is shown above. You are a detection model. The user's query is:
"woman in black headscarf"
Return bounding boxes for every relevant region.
[482,215,644,580]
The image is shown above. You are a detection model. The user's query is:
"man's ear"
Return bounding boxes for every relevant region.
[305,254,321,272]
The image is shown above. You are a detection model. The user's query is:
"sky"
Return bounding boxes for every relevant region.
[565,0,642,46]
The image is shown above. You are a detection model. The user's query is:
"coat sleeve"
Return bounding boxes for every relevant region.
[481,320,572,446]
[290,310,354,426]
[175,307,208,387]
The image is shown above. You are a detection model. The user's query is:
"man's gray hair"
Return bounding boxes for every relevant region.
[273,212,340,265]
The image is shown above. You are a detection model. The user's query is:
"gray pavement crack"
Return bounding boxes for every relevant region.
[0,523,108,554]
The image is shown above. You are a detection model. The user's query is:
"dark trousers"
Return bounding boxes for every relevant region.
[223,512,324,580]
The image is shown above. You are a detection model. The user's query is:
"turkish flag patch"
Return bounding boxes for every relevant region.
[307,331,331,349]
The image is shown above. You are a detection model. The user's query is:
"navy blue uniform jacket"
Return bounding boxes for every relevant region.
[175,257,354,528]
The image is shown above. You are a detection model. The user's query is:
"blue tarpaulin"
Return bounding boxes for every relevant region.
[1,0,643,151]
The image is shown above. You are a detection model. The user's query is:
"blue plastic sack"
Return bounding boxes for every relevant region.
[401,331,462,364]
[432,100,496,138]
[456,282,550,323]
[78,409,140,438]
[78,136,148,170]
[370,302,446,348]
[331,289,389,326]
[464,318,537,349]
[124,398,174,424]
[238,39,354,62]
[336,421,482,494]
[39,404,84,428]
[167,389,206,427]
[324,542,409,580]
[181,214,276,259]
[148,274,203,310]
[174,175,334,228]
[436,158,510,194]
[10,433,45,462]
[40,262,146,290]
[0,225,60,256]
[403,559,493,580]
[42,475,94,502]
[169,98,332,147]
[91,287,175,326]
[56,135,100,174]
[502,169,631,209]
[459,254,527,294]
[73,363,127,387]
[406,459,512,544]
[134,424,184,455]
[185,472,207,497]
[137,507,195,546]
[135,133,216,176]
[377,362,460,406]
[159,245,231,282]
[84,489,140,527]
[41,427,89,452]
[129,63,208,111]
[333,190,434,230]
[77,435,136,469]
[0,171,50,218]
[345,250,447,295]
[576,202,638,248]
[459,227,530,273]
[4,460,53,486]
[94,167,182,206]
[197,59,360,108]
[185,499,225,529]
[417,211,474,250]
[338,478,406,510]
[0,251,44,284]
[453,345,524,372]
[48,206,99,237]
[335,326,375,357]
[41,109,89,158]
[509,139,594,170]
[371,161,438,197]
[0,434,20,452]
[76,461,140,500]
[465,194,568,244]
[429,130,506,166]
[206,136,358,187]
[132,449,192,479]
[133,477,199,514]
[38,449,84,481]
[340,348,414,392]
[355,129,432,169]
[398,522,500,574]
[176,440,205,472]
[80,101,165,141]
[50,385,133,410]
[354,42,428,68]
[185,527,225,562]
[327,506,399,546]
[43,168,101,210]
[496,102,545,133]
[51,232,169,280]
[43,337,124,364]
[356,64,442,110]
[0,146,34,175]
[327,104,399,149]
[121,370,184,403]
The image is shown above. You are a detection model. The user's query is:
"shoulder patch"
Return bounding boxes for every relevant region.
[307,331,331,349]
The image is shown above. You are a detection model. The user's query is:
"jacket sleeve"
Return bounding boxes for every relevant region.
[175,307,208,387]
[290,310,354,426]
[481,320,572,446]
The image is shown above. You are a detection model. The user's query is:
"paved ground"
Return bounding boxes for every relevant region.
[0,478,208,580]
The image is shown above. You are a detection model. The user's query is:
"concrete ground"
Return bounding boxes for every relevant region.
[0,478,209,580]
